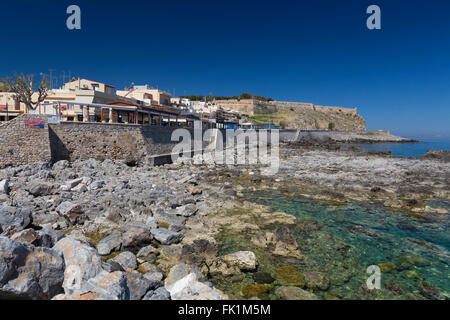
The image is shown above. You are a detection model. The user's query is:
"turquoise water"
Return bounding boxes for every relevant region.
[362,138,450,157]
[246,190,450,298]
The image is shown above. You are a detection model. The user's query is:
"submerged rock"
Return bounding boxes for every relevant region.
[222,251,257,271]
[275,286,318,300]
[275,265,305,287]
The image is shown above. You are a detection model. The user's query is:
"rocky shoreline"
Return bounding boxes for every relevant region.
[0,143,448,300]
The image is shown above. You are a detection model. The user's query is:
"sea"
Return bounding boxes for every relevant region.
[362,138,450,157]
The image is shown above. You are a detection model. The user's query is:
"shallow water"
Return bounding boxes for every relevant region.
[243,190,450,298]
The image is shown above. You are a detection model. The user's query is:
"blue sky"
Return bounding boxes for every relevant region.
[1,0,449,137]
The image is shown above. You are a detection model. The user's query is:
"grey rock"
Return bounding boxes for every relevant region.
[97,231,122,256]
[176,204,198,217]
[137,245,159,259]
[143,272,164,282]
[0,236,65,300]
[121,222,153,251]
[52,160,70,171]
[89,180,105,190]
[29,183,54,197]
[164,263,205,288]
[0,206,32,233]
[53,237,104,297]
[108,251,137,270]
[151,228,184,245]
[56,202,86,226]
[0,180,9,195]
[166,273,227,300]
[81,271,130,300]
[102,260,125,273]
[125,272,159,300]
[142,287,171,300]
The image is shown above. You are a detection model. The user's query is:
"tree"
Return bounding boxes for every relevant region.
[328,122,335,131]
[2,73,50,111]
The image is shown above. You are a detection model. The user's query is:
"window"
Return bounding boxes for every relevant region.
[15,101,20,110]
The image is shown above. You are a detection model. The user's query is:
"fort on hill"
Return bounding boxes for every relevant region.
[214,98,366,130]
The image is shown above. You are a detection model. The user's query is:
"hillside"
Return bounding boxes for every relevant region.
[249,101,366,130]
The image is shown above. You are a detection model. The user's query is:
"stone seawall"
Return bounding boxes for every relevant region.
[0,114,52,168]
[49,122,213,164]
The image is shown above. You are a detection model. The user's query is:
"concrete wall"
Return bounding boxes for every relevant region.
[0,114,52,168]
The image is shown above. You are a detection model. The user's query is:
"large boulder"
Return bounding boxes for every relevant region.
[0,206,32,234]
[121,222,154,251]
[222,251,257,271]
[96,231,122,256]
[151,228,184,245]
[53,237,103,297]
[166,273,227,300]
[0,237,65,300]
[81,271,129,300]
[124,271,161,300]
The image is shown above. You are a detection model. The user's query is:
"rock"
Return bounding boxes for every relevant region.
[125,271,160,300]
[0,237,65,300]
[275,286,318,300]
[0,179,8,195]
[64,178,83,190]
[186,186,202,195]
[180,239,218,268]
[81,271,129,300]
[89,180,105,190]
[303,271,329,290]
[10,228,39,245]
[56,202,86,226]
[377,262,397,273]
[53,160,70,171]
[138,262,160,274]
[40,225,65,246]
[29,183,54,197]
[71,184,87,193]
[97,231,122,256]
[241,284,271,299]
[151,228,184,245]
[108,251,137,270]
[419,283,441,300]
[53,237,104,297]
[102,260,125,273]
[275,265,305,287]
[166,273,227,300]
[222,251,257,271]
[165,263,205,288]
[0,206,32,233]
[121,222,153,251]
[395,254,430,270]
[273,226,301,258]
[253,271,275,284]
[142,286,171,300]
[176,204,198,217]
[137,245,159,259]
[144,272,164,282]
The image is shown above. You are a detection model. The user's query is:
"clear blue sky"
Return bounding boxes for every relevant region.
[1,0,449,137]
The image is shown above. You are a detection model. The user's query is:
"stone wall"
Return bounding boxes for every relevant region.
[49,122,212,164]
[0,114,52,168]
